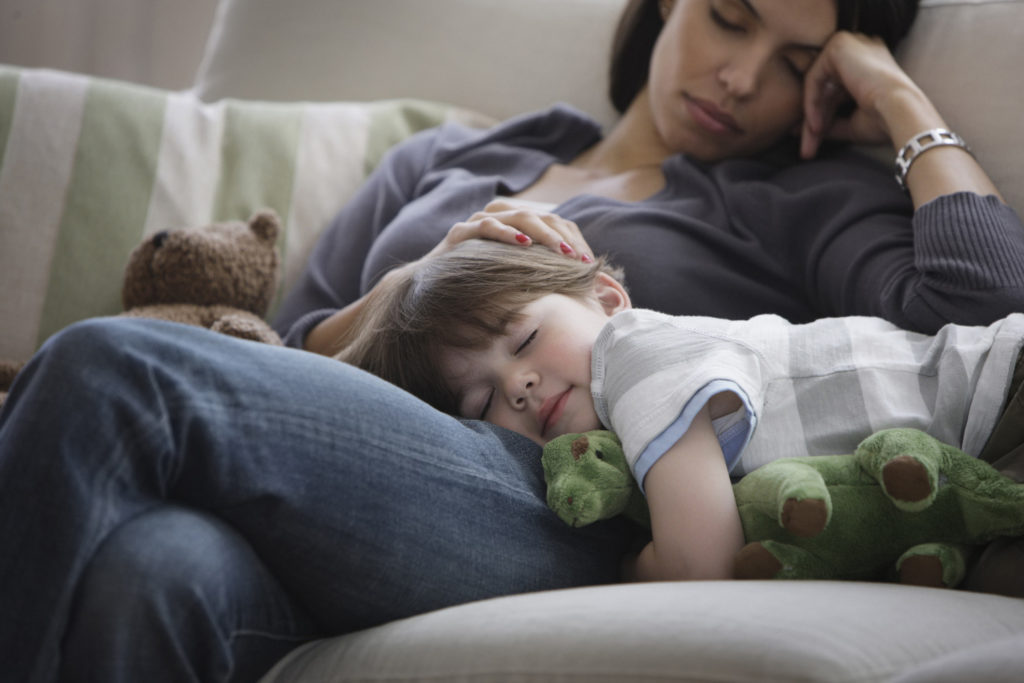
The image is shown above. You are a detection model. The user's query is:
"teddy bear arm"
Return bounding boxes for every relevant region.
[210,312,283,345]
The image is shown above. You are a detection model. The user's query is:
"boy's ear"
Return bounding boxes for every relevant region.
[593,272,631,315]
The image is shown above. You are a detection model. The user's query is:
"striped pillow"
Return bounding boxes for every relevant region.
[0,65,494,361]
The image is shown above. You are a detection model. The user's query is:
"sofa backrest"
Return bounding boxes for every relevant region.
[193,0,1024,216]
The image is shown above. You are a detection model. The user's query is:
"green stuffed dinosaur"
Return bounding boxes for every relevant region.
[541,428,1024,587]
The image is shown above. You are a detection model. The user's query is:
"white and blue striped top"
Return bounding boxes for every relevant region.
[591,309,1024,492]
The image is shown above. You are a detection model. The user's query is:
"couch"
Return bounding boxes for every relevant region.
[2,0,1023,680]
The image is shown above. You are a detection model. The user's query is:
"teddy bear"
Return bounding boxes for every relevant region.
[0,211,283,406]
[120,210,283,345]
[542,428,1024,588]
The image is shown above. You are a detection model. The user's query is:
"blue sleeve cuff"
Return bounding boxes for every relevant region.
[632,379,755,493]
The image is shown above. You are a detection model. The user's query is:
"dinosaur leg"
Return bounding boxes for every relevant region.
[856,429,940,512]
[896,543,970,588]
[733,461,832,538]
[734,540,839,580]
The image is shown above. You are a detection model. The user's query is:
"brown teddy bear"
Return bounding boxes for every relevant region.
[0,210,283,405]
[121,210,284,345]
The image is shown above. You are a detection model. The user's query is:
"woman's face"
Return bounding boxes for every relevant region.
[647,0,837,161]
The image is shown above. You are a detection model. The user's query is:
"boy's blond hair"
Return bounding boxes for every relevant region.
[336,239,624,414]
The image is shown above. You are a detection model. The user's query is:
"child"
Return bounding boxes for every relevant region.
[337,240,1024,583]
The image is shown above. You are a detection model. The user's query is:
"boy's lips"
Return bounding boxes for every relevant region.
[539,388,572,438]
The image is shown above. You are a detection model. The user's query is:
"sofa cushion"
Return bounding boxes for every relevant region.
[259,580,1024,682]
[0,65,492,360]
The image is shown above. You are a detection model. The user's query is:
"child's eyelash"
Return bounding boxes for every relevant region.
[479,329,537,418]
[515,330,537,355]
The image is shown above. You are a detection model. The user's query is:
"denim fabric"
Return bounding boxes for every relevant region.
[0,318,637,683]
[59,506,319,682]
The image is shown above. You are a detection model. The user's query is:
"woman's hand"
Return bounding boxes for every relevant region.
[799,31,1001,205]
[427,199,594,263]
[305,201,593,355]
[799,31,928,159]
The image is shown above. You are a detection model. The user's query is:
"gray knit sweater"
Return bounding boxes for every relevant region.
[275,105,1024,345]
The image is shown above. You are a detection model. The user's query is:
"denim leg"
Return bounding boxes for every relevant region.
[59,506,319,683]
[0,318,637,683]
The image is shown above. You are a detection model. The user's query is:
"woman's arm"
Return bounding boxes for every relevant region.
[800,32,1003,208]
[622,405,745,582]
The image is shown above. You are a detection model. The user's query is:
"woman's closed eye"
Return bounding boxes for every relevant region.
[710,8,744,33]
[784,50,817,80]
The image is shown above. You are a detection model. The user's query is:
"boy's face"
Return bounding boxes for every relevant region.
[439,274,630,445]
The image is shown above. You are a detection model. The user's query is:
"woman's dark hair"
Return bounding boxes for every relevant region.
[609,0,921,114]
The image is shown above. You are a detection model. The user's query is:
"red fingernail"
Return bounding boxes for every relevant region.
[515,233,530,244]
[582,254,593,264]
[560,242,574,255]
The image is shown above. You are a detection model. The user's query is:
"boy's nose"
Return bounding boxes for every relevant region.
[505,372,537,409]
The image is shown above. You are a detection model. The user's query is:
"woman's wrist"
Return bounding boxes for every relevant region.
[872,83,946,152]
[870,84,1001,203]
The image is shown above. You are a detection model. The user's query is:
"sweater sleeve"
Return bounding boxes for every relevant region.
[904,193,1024,329]
[772,151,1024,334]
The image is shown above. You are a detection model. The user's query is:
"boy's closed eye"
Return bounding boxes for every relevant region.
[477,328,538,419]
[516,329,537,354]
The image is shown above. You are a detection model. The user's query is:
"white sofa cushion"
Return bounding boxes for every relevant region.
[0,65,491,360]
[193,0,1024,216]
[260,580,1024,682]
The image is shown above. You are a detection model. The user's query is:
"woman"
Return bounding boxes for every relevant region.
[1,1,1021,682]
[276,0,1020,355]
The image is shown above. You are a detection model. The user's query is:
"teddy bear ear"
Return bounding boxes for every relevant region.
[248,210,280,244]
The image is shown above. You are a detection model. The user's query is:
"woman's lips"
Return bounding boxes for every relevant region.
[684,95,744,135]
[539,389,572,438]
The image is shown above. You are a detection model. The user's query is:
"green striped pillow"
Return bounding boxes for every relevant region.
[0,65,494,361]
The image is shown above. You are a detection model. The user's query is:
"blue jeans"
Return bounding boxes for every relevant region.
[0,318,636,682]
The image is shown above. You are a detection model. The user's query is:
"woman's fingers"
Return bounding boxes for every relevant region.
[457,201,594,262]
[445,215,529,247]
[800,31,906,158]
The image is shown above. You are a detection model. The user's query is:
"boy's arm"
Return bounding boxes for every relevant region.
[622,404,745,582]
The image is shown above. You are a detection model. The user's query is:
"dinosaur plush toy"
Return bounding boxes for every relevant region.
[541,428,1024,587]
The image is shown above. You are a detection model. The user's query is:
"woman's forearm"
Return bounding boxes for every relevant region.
[876,85,1004,207]
[304,300,367,356]
[304,263,414,356]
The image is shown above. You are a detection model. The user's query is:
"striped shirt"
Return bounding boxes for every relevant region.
[591,309,1024,491]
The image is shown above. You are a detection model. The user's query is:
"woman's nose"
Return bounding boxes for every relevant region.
[719,49,767,98]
